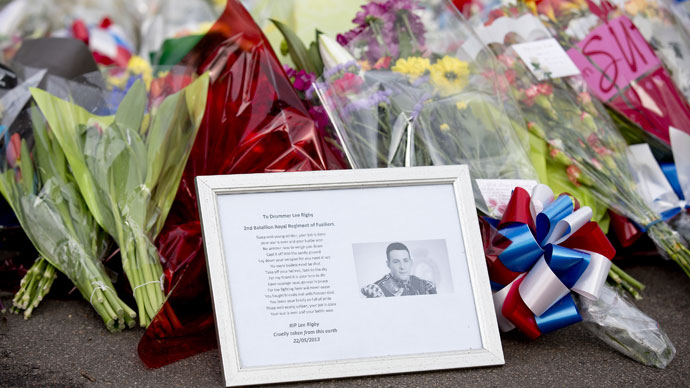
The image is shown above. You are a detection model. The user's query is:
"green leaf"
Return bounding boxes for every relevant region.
[115,79,147,133]
[271,19,317,74]
[308,40,324,76]
[31,87,116,234]
[19,139,34,195]
[147,74,209,236]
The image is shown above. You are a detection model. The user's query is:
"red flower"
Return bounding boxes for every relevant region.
[373,56,392,70]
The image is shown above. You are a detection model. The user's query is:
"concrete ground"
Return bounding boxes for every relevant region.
[1,256,689,388]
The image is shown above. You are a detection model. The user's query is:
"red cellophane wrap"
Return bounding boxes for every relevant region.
[137,0,345,367]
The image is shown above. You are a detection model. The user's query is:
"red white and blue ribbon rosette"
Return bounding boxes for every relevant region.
[482,184,616,339]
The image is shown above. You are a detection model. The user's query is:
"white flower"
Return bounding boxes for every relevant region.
[318,34,355,71]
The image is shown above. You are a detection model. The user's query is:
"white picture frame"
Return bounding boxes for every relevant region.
[196,165,503,387]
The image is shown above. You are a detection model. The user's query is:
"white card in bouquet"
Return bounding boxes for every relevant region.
[197,166,503,387]
[476,179,538,219]
[512,38,581,80]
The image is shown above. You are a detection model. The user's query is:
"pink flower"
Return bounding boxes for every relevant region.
[591,158,604,170]
[525,85,540,98]
[504,69,516,84]
[523,85,540,106]
[537,83,553,96]
[587,133,612,156]
[567,165,582,186]
[550,147,560,158]
[332,72,364,95]
[498,54,515,68]
[6,133,21,168]
[578,92,592,104]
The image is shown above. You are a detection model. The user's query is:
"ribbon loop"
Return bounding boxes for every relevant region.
[544,245,591,289]
[498,224,544,273]
[534,294,582,334]
[519,256,571,316]
[536,195,574,245]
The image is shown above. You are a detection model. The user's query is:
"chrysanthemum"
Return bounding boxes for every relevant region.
[430,56,470,96]
[391,57,430,81]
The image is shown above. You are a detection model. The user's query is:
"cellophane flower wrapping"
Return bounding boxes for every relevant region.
[461,2,613,227]
[458,0,690,276]
[137,0,347,367]
[30,68,209,327]
[0,104,138,329]
[576,284,676,368]
[536,0,690,146]
[314,0,536,215]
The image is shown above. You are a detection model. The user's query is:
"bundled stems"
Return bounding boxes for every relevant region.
[10,258,56,319]
[647,223,690,279]
[122,225,164,327]
[608,262,645,300]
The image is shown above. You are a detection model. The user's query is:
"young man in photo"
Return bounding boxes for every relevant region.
[361,242,437,297]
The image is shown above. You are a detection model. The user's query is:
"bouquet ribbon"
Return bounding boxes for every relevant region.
[628,127,690,222]
[486,184,615,339]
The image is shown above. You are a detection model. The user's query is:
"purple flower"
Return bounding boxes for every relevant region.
[293,70,316,92]
[337,0,426,63]
[410,92,431,121]
[309,105,331,131]
[283,65,317,93]
[344,89,393,114]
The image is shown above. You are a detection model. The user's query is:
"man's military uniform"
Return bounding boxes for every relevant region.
[361,274,436,297]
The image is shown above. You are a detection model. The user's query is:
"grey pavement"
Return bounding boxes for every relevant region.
[1,257,689,388]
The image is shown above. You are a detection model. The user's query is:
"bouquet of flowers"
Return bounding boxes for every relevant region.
[464,1,690,279]
[313,0,537,215]
[30,70,209,327]
[0,109,136,330]
[137,0,347,368]
[536,0,690,146]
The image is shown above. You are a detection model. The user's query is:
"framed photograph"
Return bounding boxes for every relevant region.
[196,165,503,387]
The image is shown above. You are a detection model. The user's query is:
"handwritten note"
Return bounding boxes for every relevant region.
[512,38,581,80]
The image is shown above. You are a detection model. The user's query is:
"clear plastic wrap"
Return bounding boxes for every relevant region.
[461,1,690,278]
[137,0,347,368]
[313,0,536,214]
[31,68,209,327]
[0,107,135,329]
[536,0,690,146]
[576,284,676,368]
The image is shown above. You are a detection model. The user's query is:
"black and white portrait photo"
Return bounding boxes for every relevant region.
[353,239,453,298]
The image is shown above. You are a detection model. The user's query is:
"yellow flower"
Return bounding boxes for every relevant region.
[127,55,153,88]
[391,57,430,81]
[430,56,470,96]
[456,101,468,110]
[439,123,450,132]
